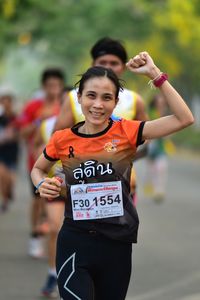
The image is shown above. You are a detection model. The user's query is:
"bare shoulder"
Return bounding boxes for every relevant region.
[53,93,75,131]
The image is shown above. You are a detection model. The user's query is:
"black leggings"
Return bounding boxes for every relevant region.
[56,224,132,300]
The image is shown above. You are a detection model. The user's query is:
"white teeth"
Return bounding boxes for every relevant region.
[91,111,103,116]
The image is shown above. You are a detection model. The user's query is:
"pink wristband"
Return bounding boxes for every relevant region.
[153,73,168,88]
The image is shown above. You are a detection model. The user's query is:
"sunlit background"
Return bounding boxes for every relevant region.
[0,1,200,299]
[1,0,200,148]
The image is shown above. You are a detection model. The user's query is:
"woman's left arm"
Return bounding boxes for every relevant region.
[126,52,194,140]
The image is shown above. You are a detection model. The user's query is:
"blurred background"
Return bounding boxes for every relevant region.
[0,0,200,148]
[0,1,200,299]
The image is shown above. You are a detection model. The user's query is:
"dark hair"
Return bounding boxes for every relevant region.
[75,66,124,99]
[41,68,65,84]
[90,37,127,64]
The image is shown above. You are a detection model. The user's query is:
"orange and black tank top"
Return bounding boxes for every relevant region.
[44,119,145,243]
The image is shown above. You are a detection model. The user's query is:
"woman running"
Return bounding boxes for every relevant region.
[31,52,194,300]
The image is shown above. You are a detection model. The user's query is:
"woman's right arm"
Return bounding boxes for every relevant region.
[31,154,62,199]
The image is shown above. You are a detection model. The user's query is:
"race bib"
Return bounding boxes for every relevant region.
[70,181,124,220]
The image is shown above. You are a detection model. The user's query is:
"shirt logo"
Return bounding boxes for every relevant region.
[73,159,114,182]
[104,140,119,152]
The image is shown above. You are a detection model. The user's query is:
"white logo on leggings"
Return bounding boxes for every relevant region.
[57,252,81,300]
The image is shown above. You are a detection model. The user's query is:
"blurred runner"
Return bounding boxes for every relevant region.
[16,68,65,259]
[33,86,72,297]
[33,116,67,297]
[144,94,176,202]
[0,89,19,212]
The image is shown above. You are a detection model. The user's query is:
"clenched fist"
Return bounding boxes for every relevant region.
[126,51,161,79]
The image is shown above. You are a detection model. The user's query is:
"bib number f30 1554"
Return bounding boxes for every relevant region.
[70,181,124,220]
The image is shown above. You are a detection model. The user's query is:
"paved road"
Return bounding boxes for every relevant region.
[0,154,200,300]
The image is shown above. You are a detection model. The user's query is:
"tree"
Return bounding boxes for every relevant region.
[0,0,200,100]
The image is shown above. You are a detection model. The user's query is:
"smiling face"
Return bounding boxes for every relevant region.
[93,54,125,77]
[78,76,118,133]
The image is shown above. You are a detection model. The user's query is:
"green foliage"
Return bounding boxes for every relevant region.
[0,0,200,102]
[172,126,200,150]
